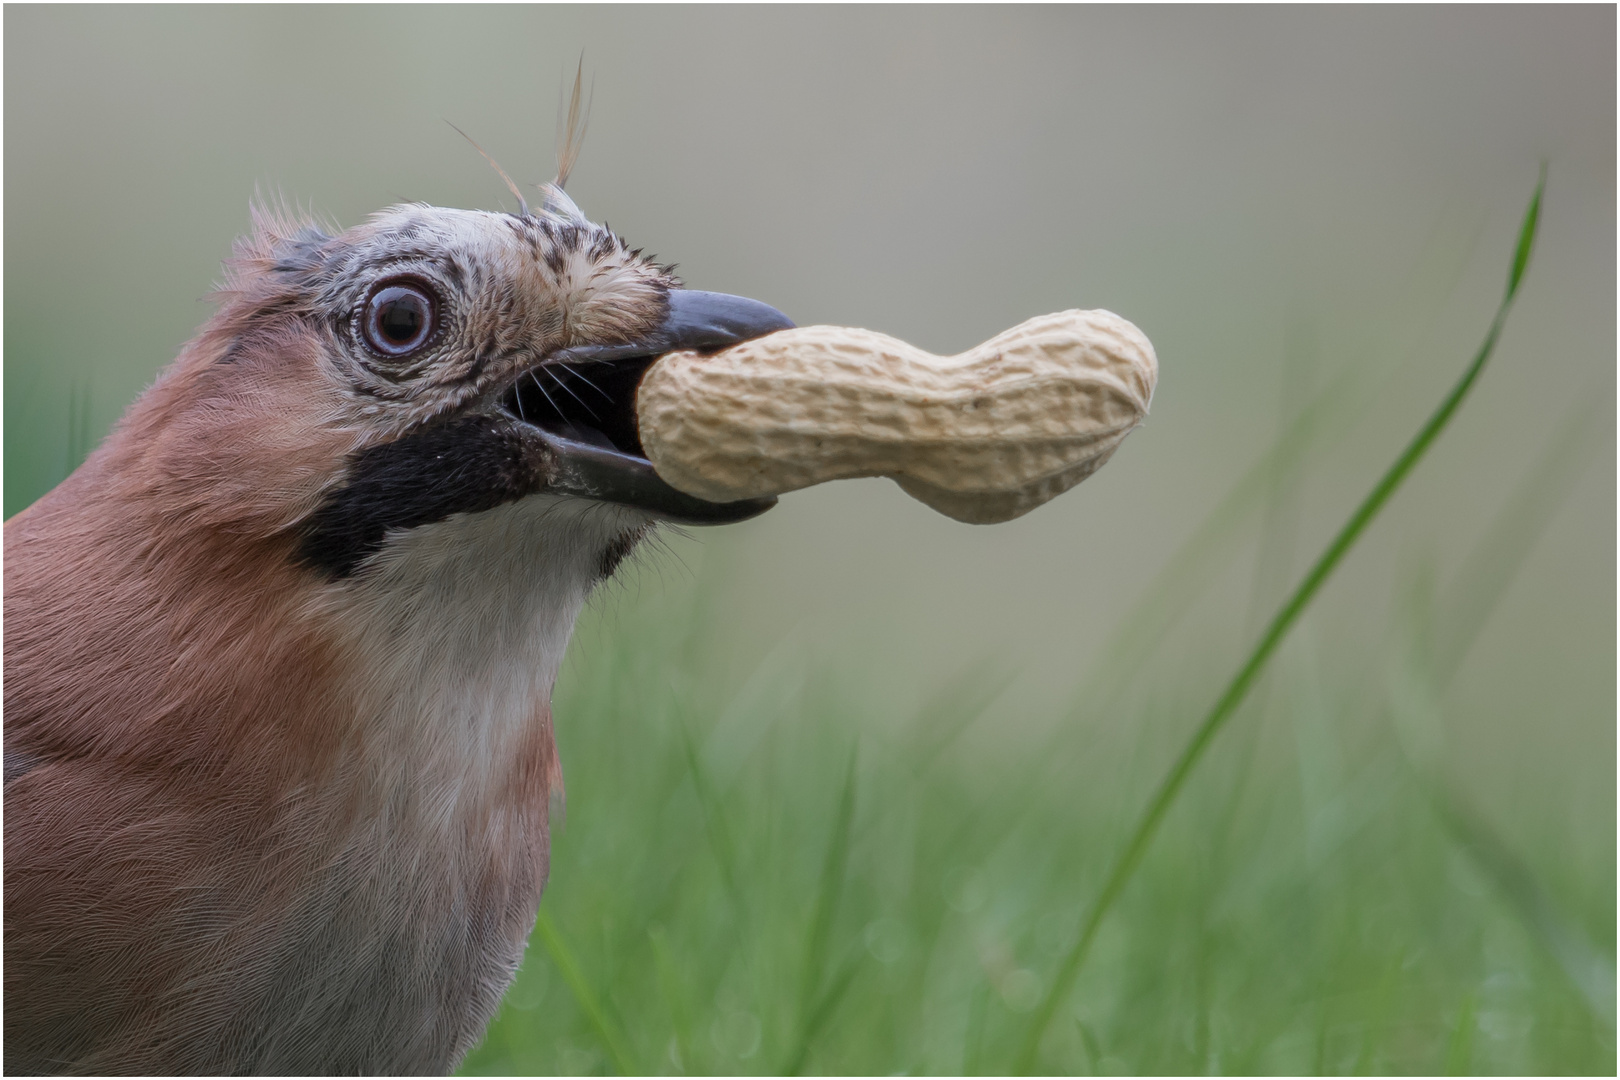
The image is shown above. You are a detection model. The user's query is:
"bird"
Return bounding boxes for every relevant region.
[2,106,793,1073]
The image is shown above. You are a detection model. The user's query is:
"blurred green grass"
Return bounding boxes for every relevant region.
[3,10,1610,1075]
[457,188,1611,1075]
[3,181,1610,1076]
[462,517,1612,1074]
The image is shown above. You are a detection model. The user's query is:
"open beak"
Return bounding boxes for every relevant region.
[500,290,793,524]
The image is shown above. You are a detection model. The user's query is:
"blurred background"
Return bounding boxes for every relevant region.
[6,7,1614,1074]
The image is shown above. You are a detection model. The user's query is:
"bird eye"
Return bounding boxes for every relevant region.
[363,280,437,357]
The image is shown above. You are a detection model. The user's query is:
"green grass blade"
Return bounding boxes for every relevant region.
[1432,391,1598,683]
[962,978,991,1075]
[533,908,637,1075]
[1507,167,1544,297]
[782,744,860,1074]
[1012,170,1547,1073]
[904,658,1020,778]
[1444,990,1477,1074]
[649,927,696,1074]
[676,709,750,929]
[783,951,864,1075]
[1426,782,1616,1024]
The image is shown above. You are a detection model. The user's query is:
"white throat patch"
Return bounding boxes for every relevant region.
[330,494,649,810]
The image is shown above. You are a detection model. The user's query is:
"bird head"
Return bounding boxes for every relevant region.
[108,183,789,584]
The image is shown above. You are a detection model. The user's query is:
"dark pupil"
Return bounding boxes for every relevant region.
[378,293,425,344]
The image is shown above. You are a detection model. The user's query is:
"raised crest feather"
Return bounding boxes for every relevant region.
[448,121,531,218]
[554,56,591,191]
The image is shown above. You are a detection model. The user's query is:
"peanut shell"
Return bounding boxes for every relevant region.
[635,309,1157,523]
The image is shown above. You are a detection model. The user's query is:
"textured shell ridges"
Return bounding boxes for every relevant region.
[636,309,1157,523]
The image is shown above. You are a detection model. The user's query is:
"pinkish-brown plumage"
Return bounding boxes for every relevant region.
[5,190,788,1073]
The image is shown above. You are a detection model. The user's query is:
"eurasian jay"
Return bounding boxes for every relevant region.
[4,162,789,1072]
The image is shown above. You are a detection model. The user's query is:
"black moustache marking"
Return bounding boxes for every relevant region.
[597,525,649,581]
[298,416,550,578]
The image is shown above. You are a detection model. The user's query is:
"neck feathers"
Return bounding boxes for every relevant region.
[5,434,646,1071]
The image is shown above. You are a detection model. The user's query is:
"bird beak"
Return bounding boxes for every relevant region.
[507,290,793,525]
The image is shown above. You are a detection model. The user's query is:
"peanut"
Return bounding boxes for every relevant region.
[635,309,1157,523]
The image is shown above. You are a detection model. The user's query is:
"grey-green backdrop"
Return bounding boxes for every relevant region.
[5,9,1614,1066]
